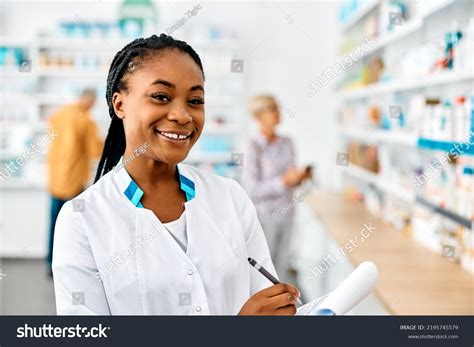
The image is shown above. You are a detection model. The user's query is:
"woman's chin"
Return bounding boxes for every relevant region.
[154,149,191,166]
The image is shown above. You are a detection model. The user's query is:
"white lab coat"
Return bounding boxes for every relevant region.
[52,162,277,315]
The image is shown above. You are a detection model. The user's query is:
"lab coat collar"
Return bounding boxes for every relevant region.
[113,157,196,208]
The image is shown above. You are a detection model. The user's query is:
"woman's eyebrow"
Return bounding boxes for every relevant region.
[190,85,204,92]
[150,79,204,92]
[150,79,175,88]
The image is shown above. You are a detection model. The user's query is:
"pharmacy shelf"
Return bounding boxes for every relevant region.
[0,68,107,78]
[382,181,416,204]
[420,0,456,19]
[416,196,472,229]
[37,38,129,50]
[365,18,422,58]
[0,37,31,46]
[36,68,108,78]
[184,152,231,164]
[338,127,418,146]
[340,1,379,33]
[343,163,378,184]
[340,70,474,100]
[338,0,462,80]
[339,127,473,154]
[0,68,35,78]
[343,164,416,203]
[37,37,239,52]
[36,93,75,105]
[339,0,456,60]
[418,138,474,156]
[338,18,422,62]
[0,93,37,106]
[0,181,45,190]
[343,164,472,227]
[0,93,76,105]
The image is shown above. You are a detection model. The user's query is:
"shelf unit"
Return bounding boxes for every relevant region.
[338,0,457,65]
[346,18,423,61]
[342,164,415,203]
[417,196,472,229]
[337,0,474,267]
[340,1,379,33]
[338,126,418,146]
[343,163,473,228]
[340,70,474,100]
[418,138,474,155]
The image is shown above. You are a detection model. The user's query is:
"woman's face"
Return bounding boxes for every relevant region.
[113,48,205,165]
[257,102,280,133]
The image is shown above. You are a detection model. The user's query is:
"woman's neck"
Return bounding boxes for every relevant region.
[261,129,277,143]
[122,149,177,187]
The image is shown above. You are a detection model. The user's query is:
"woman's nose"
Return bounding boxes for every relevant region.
[168,107,193,124]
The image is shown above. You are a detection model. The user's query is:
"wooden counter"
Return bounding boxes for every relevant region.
[306,192,474,315]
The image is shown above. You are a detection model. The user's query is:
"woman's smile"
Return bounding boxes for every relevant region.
[154,128,194,147]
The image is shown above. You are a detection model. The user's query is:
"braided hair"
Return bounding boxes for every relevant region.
[94,33,205,183]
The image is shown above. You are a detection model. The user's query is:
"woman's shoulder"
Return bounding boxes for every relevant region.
[57,170,116,216]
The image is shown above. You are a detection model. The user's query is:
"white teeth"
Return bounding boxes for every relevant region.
[158,131,190,140]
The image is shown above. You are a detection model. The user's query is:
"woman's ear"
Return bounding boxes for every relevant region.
[112,92,126,119]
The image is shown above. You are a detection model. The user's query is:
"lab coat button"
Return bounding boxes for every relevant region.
[187,269,194,276]
[195,306,202,312]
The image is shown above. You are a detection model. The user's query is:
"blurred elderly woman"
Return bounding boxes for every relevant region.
[241,95,311,276]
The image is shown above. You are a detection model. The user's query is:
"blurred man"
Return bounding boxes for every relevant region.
[241,95,311,278]
[46,89,103,275]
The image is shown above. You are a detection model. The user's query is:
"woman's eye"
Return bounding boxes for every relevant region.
[189,98,204,105]
[151,93,170,102]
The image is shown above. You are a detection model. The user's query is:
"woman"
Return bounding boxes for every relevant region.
[242,95,311,276]
[52,34,300,315]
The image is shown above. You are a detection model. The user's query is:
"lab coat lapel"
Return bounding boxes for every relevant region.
[184,195,238,274]
[134,206,201,314]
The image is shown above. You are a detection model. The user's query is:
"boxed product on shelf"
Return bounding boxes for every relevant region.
[0,46,28,68]
[418,94,473,143]
[348,142,380,173]
[412,211,443,253]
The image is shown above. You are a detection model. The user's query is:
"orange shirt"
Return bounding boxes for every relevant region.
[47,103,103,199]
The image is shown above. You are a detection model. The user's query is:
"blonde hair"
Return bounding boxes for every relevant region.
[249,95,277,117]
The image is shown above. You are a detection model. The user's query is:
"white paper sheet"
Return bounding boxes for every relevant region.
[296,261,379,316]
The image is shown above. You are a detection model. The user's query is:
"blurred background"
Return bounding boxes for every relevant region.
[0,0,472,315]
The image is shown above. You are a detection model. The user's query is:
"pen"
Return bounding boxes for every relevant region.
[247,257,302,306]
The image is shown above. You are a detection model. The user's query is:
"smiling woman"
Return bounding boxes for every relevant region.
[51,34,301,316]
[94,34,206,180]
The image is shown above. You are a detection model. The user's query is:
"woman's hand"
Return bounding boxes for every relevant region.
[238,283,301,316]
[282,166,310,187]
[282,166,303,187]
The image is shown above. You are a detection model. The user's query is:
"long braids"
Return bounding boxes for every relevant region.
[94,33,204,183]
